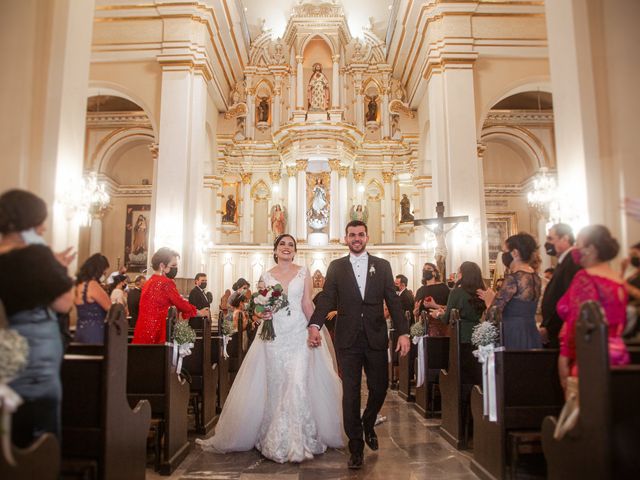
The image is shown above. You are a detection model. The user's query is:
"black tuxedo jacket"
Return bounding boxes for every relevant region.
[310,254,408,350]
[127,287,142,324]
[541,250,582,344]
[188,286,212,310]
[398,288,415,324]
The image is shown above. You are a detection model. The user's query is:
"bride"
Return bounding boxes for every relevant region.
[197,233,343,463]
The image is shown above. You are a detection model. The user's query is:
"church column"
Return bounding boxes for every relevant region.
[211,177,223,244]
[354,71,364,131]
[286,166,298,239]
[89,212,104,255]
[338,166,349,236]
[288,71,295,120]
[246,79,255,139]
[328,160,340,242]
[382,171,395,243]
[296,160,308,242]
[272,75,282,133]
[296,56,304,110]
[240,172,252,243]
[353,170,365,205]
[414,175,434,246]
[381,72,390,138]
[331,55,340,108]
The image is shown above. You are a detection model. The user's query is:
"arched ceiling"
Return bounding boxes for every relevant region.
[240,0,393,40]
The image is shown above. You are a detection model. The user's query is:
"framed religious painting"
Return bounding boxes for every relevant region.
[125,204,151,272]
[486,212,518,267]
[221,182,240,226]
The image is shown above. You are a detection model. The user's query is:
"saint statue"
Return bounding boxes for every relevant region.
[257,97,269,123]
[400,194,414,223]
[306,178,329,232]
[222,194,237,223]
[270,204,287,236]
[307,63,330,111]
[366,95,378,122]
[132,214,148,255]
[350,204,369,224]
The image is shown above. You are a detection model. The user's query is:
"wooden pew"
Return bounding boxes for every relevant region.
[542,301,640,479]
[227,320,246,384]
[470,349,564,480]
[61,304,151,480]
[182,315,218,434]
[413,336,450,417]
[397,343,415,401]
[212,334,231,411]
[439,310,482,449]
[127,308,190,475]
[0,301,60,480]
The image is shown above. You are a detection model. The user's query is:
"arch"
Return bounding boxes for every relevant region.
[362,77,382,94]
[299,33,336,57]
[88,81,159,138]
[251,179,271,200]
[481,125,548,173]
[92,127,155,175]
[366,178,385,199]
[254,78,274,95]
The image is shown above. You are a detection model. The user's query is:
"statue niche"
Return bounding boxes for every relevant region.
[307,63,330,111]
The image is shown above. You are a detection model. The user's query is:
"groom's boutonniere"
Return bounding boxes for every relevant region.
[369,264,376,277]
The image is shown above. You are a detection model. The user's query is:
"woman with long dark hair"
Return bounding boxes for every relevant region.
[74,253,111,344]
[431,261,486,342]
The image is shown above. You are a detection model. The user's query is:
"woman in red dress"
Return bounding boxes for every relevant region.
[132,247,208,344]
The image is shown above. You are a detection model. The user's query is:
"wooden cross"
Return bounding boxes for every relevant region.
[413,202,469,281]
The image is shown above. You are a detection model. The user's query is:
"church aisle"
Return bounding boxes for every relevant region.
[149,391,478,480]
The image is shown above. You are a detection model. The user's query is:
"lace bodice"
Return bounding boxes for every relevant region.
[263,267,307,314]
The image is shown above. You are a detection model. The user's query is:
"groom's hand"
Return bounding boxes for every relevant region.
[307,326,322,348]
[396,335,410,357]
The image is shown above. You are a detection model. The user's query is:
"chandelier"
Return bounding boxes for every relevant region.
[527,167,557,212]
[77,172,110,226]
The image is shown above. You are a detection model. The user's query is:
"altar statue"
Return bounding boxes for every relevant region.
[306,178,329,231]
[257,97,269,123]
[366,96,378,122]
[350,204,369,224]
[270,204,287,236]
[307,63,330,111]
[400,194,414,223]
[222,194,236,223]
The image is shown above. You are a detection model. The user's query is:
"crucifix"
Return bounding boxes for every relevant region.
[414,202,469,281]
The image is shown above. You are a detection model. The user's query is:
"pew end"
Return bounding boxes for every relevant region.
[0,432,60,480]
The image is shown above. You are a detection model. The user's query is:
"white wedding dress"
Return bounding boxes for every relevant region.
[197,267,344,463]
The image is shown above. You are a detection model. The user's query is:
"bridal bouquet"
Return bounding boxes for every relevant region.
[251,282,290,341]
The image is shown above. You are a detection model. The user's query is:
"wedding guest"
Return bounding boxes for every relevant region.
[0,189,74,447]
[479,233,543,349]
[219,289,231,315]
[132,247,208,344]
[74,253,111,344]
[540,223,581,347]
[413,263,450,336]
[189,273,213,311]
[109,273,129,315]
[432,262,486,343]
[127,275,146,326]
[622,241,640,302]
[106,264,128,285]
[557,225,629,390]
[543,267,555,281]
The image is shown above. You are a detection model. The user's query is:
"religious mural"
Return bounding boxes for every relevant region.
[125,204,151,272]
[486,212,518,266]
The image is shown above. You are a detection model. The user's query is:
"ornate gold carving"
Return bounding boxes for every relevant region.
[382,171,394,183]
[328,159,341,171]
[148,143,159,160]
[388,99,415,118]
[224,102,248,119]
[296,160,308,172]
[240,172,252,184]
[339,166,349,178]
[353,171,364,183]
[269,170,282,183]
[286,166,297,177]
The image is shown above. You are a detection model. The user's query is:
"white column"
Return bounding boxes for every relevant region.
[329,160,340,241]
[89,215,102,254]
[339,166,349,236]
[272,76,282,132]
[382,171,395,243]
[246,93,255,139]
[240,173,252,243]
[288,72,295,119]
[381,92,390,138]
[355,74,364,131]
[331,55,340,108]
[152,64,208,277]
[286,166,297,238]
[296,56,304,109]
[296,160,308,242]
[211,179,222,244]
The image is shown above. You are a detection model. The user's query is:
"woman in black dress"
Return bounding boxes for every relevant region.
[0,189,74,447]
[414,262,450,336]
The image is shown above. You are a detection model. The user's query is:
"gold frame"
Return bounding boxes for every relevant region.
[486,212,518,266]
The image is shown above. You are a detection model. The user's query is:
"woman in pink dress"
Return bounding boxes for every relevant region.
[557,225,630,390]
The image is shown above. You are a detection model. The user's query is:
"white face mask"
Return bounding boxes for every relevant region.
[21,228,47,246]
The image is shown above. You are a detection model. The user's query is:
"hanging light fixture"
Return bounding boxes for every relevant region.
[76,172,111,226]
[527,166,557,212]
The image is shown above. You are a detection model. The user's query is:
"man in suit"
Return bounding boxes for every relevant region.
[308,220,410,469]
[127,275,146,327]
[395,274,415,324]
[541,223,581,348]
[188,273,213,310]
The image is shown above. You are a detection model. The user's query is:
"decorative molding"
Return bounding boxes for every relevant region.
[328,159,341,171]
[353,170,365,183]
[381,171,394,183]
[295,160,308,172]
[241,172,252,184]
[484,110,554,126]
[286,166,297,177]
[86,111,151,127]
[269,170,281,183]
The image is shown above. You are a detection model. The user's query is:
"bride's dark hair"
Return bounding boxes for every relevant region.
[273,234,297,263]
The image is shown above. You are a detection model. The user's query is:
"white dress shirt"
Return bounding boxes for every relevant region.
[350,252,369,299]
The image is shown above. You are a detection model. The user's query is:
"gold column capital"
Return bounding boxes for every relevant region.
[328,159,341,171]
[296,160,308,172]
[286,166,297,177]
[353,170,364,183]
[269,170,281,183]
[241,172,252,184]
[339,166,350,178]
[382,171,394,183]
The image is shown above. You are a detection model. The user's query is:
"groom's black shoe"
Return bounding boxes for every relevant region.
[364,429,379,451]
[348,452,364,469]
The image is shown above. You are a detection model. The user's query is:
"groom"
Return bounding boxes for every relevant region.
[308,220,410,469]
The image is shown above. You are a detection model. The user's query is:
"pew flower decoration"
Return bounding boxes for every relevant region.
[171,321,196,376]
[410,320,426,338]
[472,321,501,421]
[0,328,29,465]
[251,281,290,342]
[220,315,237,359]
[410,313,428,388]
[471,321,499,348]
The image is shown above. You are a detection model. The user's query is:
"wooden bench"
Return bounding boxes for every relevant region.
[212,334,231,411]
[61,304,151,480]
[542,300,640,479]
[182,315,218,433]
[127,308,190,475]
[397,341,415,401]
[413,335,449,417]
[439,310,482,449]
[470,349,563,480]
[227,320,246,385]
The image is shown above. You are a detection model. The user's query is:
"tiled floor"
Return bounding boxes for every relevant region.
[148,390,479,480]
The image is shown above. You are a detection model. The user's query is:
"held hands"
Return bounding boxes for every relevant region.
[477,288,496,308]
[307,326,322,348]
[396,335,410,357]
[197,307,210,317]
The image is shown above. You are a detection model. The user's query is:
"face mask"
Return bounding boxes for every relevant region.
[631,256,640,268]
[21,228,47,246]
[165,266,178,279]
[544,242,557,257]
[423,271,434,281]
[200,282,208,290]
[501,251,514,269]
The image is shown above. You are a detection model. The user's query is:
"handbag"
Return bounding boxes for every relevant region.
[553,376,579,439]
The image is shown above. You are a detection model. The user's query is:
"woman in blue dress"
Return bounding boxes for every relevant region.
[0,189,74,447]
[74,253,111,344]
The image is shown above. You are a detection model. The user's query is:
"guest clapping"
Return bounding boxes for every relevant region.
[74,253,111,344]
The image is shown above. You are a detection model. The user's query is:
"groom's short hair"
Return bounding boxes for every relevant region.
[345,220,368,234]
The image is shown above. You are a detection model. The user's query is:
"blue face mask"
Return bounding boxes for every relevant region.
[21,228,47,246]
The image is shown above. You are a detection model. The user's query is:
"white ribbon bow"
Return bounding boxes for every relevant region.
[0,383,24,466]
[413,335,427,388]
[473,344,504,422]
[222,334,231,359]
[172,340,194,376]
